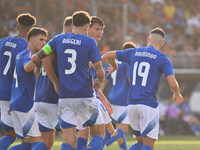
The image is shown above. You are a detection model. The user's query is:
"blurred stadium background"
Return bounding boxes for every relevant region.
[1,0,200,149]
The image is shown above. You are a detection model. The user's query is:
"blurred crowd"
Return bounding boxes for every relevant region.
[1,0,200,68]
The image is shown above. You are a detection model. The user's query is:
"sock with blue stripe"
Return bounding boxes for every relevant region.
[101,131,111,150]
[129,142,143,150]
[106,128,124,146]
[119,133,127,150]
[76,137,87,150]
[61,143,72,150]
[8,142,31,150]
[32,142,47,150]
[87,135,103,150]
[0,135,15,150]
[141,145,152,150]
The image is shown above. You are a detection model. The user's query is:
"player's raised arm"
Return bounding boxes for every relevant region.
[102,51,118,76]
[167,74,184,104]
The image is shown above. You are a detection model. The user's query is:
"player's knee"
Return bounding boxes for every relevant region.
[78,129,90,140]
[5,130,16,139]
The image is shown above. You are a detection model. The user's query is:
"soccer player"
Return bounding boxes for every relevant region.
[102,27,184,150]
[8,27,47,150]
[31,11,105,150]
[76,16,115,150]
[104,41,136,150]
[32,16,73,150]
[0,13,36,150]
[62,16,73,33]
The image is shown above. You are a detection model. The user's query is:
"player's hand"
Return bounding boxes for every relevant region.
[172,93,184,104]
[106,66,116,76]
[102,100,113,115]
[31,54,41,68]
[92,79,101,90]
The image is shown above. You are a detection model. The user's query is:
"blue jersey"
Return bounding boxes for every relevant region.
[116,46,174,108]
[10,49,35,112]
[35,62,58,104]
[43,33,101,98]
[105,59,130,106]
[0,37,28,100]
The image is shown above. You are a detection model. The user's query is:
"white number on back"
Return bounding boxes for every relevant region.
[132,62,150,86]
[64,49,77,74]
[13,67,18,87]
[3,51,12,75]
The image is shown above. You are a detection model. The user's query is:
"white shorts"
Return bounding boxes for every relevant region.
[58,97,104,129]
[0,100,14,131]
[128,104,159,140]
[111,105,129,124]
[10,107,41,139]
[34,102,58,132]
[76,98,111,130]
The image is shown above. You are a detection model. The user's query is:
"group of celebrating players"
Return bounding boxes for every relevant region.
[0,10,183,150]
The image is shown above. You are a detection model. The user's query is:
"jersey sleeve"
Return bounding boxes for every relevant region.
[23,52,31,67]
[116,48,132,64]
[89,39,101,63]
[161,56,174,77]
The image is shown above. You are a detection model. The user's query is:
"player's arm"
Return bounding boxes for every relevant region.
[93,61,105,89]
[34,66,40,78]
[97,89,113,115]
[24,61,37,73]
[31,44,53,67]
[167,74,183,104]
[42,53,58,94]
[102,51,118,76]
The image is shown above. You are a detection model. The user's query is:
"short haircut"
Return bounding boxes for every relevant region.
[72,11,91,27]
[122,41,136,50]
[89,16,105,27]
[16,13,36,27]
[27,27,48,41]
[63,16,72,27]
[150,27,165,39]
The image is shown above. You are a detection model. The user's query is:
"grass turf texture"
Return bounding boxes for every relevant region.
[10,135,200,150]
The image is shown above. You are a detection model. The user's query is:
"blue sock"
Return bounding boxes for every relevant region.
[87,135,103,150]
[61,143,72,150]
[0,135,15,150]
[32,142,47,150]
[190,124,197,134]
[106,128,124,146]
[129,142,143,150]
[141,145,152,150]
[8,142,31,150]
[119,133,127,150]
[76,137,87,150]
[197,124,200,131]
[101,131,111,150]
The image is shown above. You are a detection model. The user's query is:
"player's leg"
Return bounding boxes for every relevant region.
[139,105,159,150]
[58,99,78,149]
[76,127,90,150]
[33,102,58,150]
[0,101,16,150]
[116,123,129,150]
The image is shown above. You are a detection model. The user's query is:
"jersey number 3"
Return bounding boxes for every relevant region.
[132,62,150,86]
[65,49,77,74]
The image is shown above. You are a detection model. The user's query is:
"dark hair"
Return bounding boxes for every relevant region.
[72,11,91,27]
[122,41,136,50]
[150,27,165,38]
[89,16,105,27]
[64,16,72,27]
[27,27,48,41]
[16,13,36,27]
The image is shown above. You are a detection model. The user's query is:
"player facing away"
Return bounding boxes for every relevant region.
[76,16,115,150]
[31,11,105,150]
[8,27,47,150]
[0,13,36,150]
[102,27,184,150]
[104,41,136,150]
[32,16,73,150]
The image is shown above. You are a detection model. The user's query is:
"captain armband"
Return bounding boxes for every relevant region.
[37,50,46,59]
